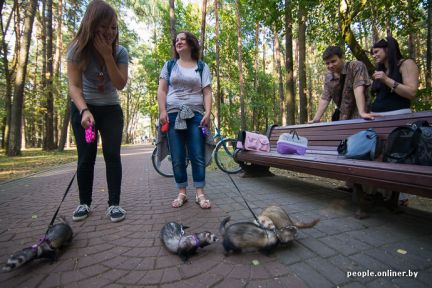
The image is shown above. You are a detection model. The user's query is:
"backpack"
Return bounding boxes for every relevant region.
[337,128,379,160]
[383,120,432,166]
[166,59,205,87]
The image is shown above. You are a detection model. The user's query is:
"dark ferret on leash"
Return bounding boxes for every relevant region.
[160,222,218,262]
[3,217,73,272]
[219,216,279,255]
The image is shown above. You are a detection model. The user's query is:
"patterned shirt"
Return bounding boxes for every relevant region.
[321,60,371,120]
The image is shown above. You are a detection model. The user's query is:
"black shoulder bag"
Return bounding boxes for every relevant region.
[331,73,347,121]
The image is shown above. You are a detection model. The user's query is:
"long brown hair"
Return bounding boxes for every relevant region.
[68,0,118,70]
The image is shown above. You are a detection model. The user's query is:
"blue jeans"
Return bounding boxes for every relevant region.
[167,112,205,188]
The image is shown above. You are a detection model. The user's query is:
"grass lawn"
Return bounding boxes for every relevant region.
[0,148,78,183]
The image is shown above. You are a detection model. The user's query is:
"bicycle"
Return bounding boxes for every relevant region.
[151,116,242,177]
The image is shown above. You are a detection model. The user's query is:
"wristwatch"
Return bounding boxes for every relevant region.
[391,81,400,93]
[80,108,89,116]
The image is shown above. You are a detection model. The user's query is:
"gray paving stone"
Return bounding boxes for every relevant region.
[0,145,431,287]
[305,257,349,286]
[297,237,337,258]
[277,241,316,265]
[319,233,372,256]
[287,262,333,288]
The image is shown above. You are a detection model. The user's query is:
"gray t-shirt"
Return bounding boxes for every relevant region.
[67,44,128,106]
[159,60,212,107]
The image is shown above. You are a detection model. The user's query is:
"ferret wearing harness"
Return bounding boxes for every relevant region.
[256,205,320,243]
[219,216,279,255]
[3,219,73,272]
[160,222,218,262]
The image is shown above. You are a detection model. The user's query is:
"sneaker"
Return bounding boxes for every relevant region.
[106,206,126,223]
[72,204,90,221]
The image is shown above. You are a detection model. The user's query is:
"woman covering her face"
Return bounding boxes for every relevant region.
[67,0,128,223]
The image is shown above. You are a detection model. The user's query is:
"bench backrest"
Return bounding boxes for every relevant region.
[269,111,432,152]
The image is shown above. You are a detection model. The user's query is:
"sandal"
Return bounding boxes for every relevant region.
[399,199,409,207]
[172,193,187,208]
[195,194,211,209]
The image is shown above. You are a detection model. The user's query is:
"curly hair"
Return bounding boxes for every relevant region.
[172,31,201,61]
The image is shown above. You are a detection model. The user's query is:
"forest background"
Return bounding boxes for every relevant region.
[0,0,431,157]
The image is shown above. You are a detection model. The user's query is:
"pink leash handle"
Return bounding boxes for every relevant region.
[85,122,96,143]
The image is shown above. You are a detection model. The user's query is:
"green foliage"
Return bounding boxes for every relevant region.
[412,87,432,111]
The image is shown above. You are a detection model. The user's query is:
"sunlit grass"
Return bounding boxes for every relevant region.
[0,148,78,183]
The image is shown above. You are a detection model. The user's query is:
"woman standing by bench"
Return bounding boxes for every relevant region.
[370,36,419,116]
[370,36,420,206]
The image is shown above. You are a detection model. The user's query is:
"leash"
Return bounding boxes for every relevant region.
[45,171,76,235]
[226,173,260,224]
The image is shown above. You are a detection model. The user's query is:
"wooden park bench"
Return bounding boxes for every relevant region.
[234,111,432,218]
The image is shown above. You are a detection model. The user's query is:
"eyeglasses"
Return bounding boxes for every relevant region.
[96,71,104,93]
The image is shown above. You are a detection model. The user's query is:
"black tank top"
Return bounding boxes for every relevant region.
[371,60,410,112]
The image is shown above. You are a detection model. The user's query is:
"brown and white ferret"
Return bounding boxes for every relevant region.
[256,205,320,243]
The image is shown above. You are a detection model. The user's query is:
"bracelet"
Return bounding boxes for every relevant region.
[390,81,400,93]
[80,108,89,116]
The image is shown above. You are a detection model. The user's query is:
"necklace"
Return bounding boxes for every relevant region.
[96,70,104,93]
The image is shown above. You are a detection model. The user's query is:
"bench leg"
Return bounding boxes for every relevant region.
[240,163,274,178]
[383,191,402,213]
[352,184,370,219]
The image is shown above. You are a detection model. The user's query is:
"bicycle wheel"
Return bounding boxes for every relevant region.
[214,138,242,174]
[151,147,174,177]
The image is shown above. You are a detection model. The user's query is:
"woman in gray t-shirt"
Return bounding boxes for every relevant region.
[157,31,213,209]
[67,0,128,223]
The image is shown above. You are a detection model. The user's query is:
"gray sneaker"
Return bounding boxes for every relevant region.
[106,206,126,222]
[72,204,90,221]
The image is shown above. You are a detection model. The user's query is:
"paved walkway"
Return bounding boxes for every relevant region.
[0,144,431,288]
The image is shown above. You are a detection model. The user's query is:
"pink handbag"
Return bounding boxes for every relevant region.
[237,131,270,152]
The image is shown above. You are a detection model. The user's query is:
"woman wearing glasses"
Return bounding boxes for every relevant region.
[67,0,128,222]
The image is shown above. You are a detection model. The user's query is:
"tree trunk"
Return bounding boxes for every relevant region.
[7,0,37,156]
[0,1,15,149]
[371,15,379,43]
[43,0,55,150]
[57,97,71,151]
[235,0,245,130]
[214,0,221,129]
[253,21,259,130]
[169,0,176,41]
[407,0,416,60]
[273,25,284,125]
[427,0,431,88]
[53,0,62,77]
[285,0,295,125]
[298,5,307,124]
[56,0,70,151]
[199,0,207,59]
[339,0,374,75]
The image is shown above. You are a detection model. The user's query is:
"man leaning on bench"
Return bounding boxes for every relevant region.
[234,41,432,219]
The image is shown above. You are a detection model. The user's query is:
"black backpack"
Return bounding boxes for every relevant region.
[384,120,432,166]
[166,59,205,87]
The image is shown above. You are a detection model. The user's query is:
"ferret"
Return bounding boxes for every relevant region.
[219,216,279,255]
[256,206,320,243]
[160,222,218,262]
[3,221,73,272]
